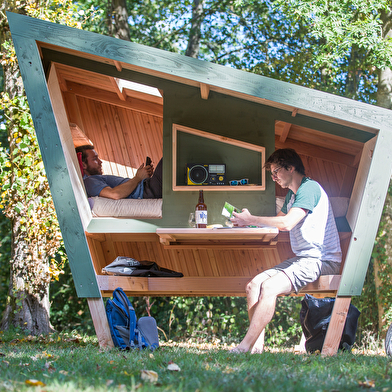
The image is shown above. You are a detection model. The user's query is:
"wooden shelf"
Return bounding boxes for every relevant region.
[172,124,266,191]
[173,185,264,191]
[156,227,279,247]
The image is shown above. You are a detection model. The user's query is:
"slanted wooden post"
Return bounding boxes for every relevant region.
[87,298,114,348]
[321,296,351,356]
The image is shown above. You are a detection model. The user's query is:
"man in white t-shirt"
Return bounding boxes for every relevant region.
[230,148,341,354]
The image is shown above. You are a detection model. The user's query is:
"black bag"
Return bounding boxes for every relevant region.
[300,294,360,353]
[102,256,183,277]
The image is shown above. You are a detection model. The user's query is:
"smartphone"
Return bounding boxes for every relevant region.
[145,156,152,166]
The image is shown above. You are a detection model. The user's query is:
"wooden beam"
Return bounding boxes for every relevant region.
[65,80,163,117]
[200,83,210,99]
[280,122,291,143]
[321,296,351,356]
[275,135,357,167]
[87,298,114,348]
[275,121,363,158]
[33,38,379,134]
[62,92,84,128]
[69,123,93,147]
[110,77,127,101]
[113,60,122,72]
[96,275,340,297]
[54,62,163,104]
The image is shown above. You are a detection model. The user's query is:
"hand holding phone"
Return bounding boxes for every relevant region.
[145,156,152,166]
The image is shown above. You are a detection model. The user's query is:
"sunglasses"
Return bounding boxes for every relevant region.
[229,178,249,186]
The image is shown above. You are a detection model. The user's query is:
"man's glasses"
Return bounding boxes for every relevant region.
[271,167,283,179]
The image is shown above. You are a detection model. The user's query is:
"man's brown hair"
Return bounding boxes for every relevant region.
[75,145,95,164]
[265,148,306,175]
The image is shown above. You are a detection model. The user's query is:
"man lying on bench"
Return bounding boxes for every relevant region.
[75,145,162,200]
[230,148,341,354]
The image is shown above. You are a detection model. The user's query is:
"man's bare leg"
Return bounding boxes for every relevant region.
[245,272,271,353]
[250,330,265,354]
[231,271,292,353]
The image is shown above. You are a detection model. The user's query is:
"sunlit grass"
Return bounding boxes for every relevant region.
[0,330,390,391]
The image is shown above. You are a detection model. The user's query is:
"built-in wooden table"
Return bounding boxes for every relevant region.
[156,227,280,248]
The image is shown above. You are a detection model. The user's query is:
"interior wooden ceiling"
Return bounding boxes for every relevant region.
[54,62,364,168]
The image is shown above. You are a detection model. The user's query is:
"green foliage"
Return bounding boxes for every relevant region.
[25,0,100,28]
[131,296,248,343]
[275,0,391,102]
[0,94,65,297]
[0,0,389,341]
[352,261,379,337]
[265,296,303,347]
[370,180,392,334]
[50,257,94,333]
[0,0,101,330]
[129,295,302,348]
[0,214,11,317]
[279,0,392,69]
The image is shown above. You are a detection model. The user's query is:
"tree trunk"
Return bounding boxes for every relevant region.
[1,223,52,334]
[344,45,361,100]
[0,3,53,335]
[377,9,392,109]
[108,0,131,41]
[185,0,204,58]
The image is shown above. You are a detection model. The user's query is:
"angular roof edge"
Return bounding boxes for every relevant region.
[7,11,392,133]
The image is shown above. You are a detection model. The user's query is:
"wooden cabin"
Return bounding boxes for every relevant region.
[8,12,392,355]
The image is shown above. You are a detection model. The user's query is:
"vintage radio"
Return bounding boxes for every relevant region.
[186,164,226,185]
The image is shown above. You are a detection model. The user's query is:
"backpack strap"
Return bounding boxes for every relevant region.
[113,288,133,346]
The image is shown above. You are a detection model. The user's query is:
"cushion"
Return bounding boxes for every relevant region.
[89,197,162,219]
[329,197,350,218]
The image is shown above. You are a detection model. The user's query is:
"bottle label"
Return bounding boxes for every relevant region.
[195,210,207,225]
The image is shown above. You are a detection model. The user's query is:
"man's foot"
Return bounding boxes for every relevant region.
[250,346,264,354]
[229,345,249,354]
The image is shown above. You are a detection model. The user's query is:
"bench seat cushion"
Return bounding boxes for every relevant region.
[89,197,162,219]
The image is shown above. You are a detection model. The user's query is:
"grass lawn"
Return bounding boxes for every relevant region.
[0,332,391,392]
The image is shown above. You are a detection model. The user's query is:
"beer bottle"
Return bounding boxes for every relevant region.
[195,190,207,228]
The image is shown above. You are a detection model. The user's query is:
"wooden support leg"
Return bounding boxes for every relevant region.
[294,333,306,353]
[321,296,351,356]
[87,298,114,348]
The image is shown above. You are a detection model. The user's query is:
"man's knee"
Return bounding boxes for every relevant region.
[245,278,259,297]
[260,271,293,297]
[245,272,271,297]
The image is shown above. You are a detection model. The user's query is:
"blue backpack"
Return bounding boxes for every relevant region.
[106,287,159,351]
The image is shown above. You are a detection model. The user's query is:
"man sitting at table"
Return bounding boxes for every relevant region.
[76,145,162,199]
[230,148,341,354]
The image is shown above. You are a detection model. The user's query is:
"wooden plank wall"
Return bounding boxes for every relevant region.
[63,92,163,177]
[86,232,291,296]
[86,231,350,297]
